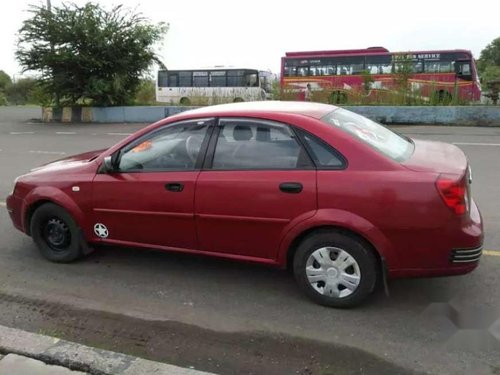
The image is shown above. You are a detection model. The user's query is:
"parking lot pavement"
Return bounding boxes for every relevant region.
[0,112,499,375]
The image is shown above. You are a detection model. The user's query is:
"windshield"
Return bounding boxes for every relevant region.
[321,108,414,162]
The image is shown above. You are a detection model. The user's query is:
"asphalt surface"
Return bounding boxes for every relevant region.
[0,107,499,375]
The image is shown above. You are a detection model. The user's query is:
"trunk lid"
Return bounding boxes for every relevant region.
[402,139,467,175]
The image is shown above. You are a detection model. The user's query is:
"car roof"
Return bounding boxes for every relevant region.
[177,101,339,120]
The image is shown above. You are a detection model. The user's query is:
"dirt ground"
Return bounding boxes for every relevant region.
[0,291,422,375]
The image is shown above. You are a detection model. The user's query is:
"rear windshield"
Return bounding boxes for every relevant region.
[321,108,414,162]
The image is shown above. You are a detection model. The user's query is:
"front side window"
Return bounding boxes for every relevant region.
[212,119,310,170]
[118,119,211,172]
[321,109,414,162]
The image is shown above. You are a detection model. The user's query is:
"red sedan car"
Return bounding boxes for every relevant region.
[6,102,483,307]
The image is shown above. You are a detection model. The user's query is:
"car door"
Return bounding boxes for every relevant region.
[195,118,317,261]
[91,118,214,250]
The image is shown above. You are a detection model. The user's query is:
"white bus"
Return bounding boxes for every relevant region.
[156,68,268,105]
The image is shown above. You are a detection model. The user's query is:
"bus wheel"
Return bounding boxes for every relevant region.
[233,97,244,103]
[329,91,348,104]
[180,97,191,106]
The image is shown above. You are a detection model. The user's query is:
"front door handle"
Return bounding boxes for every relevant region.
[279,182,303,194]
[165,182,184,192]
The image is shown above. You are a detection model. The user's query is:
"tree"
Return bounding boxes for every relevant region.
[0,70,12,91]
[134,79,156,104]
[481,66,500,84]
[16,2,168,107]
[393,53,414,104]
[478,37,500,74]
[5,78,38,105]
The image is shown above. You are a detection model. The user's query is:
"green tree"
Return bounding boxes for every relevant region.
[393,53,414,104]
[481,66,500,84]
[5,78,38,105]
[0,93,7,106]
[0,70,12,91]
[134,79,156,104]
[16,2,168,107]
[478,37,500,74]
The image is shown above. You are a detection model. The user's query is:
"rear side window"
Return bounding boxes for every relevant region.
[300,132,345,168]
[212,119,312,170]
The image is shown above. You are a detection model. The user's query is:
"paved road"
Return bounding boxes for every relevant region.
[0,107,499,375]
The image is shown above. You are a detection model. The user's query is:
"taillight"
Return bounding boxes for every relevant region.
[436,175,467,215]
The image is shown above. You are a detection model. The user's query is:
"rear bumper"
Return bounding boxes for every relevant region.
[389,199,483,279]
[6,193,25,233]
[388,261,479,278]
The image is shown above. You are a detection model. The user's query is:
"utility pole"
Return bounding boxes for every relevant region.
[46,0,59,107]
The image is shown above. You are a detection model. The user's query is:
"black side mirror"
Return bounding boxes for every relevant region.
[102,156,115,173]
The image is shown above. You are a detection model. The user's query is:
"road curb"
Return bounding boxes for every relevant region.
[0,325,216,375]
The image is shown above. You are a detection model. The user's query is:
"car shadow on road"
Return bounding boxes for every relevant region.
[82,244,479,312]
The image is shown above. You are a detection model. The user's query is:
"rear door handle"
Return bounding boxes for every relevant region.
[165,182,184,192]
[279,182,303,194]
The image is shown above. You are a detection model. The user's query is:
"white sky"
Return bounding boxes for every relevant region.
[1,0,499,78]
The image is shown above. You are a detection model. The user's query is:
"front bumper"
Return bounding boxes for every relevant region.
[6,193,24,232]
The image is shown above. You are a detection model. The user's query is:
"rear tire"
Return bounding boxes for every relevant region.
[293,230,378,308]
[30,203,86,263]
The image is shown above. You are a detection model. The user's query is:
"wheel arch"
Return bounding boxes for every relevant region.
[23,187,87,237]
[278,209,399,271]
[24,199,52,236]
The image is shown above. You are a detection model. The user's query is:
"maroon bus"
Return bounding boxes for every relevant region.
[281,47,481,103]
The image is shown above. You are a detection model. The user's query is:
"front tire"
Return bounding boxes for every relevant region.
[293,230,378,308]
[30,203,86,263]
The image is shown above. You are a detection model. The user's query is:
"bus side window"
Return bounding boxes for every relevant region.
[168,74,178,87]
[285,67,297,77]
[245,73,258,87]
[298,67,308,76]
[381,64,392,74]
[158,71,169,87]
[460,63,471,75]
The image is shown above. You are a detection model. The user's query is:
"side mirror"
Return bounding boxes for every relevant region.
[102,156,115,173]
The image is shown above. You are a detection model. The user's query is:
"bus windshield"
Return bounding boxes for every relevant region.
[321,108,414,162]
